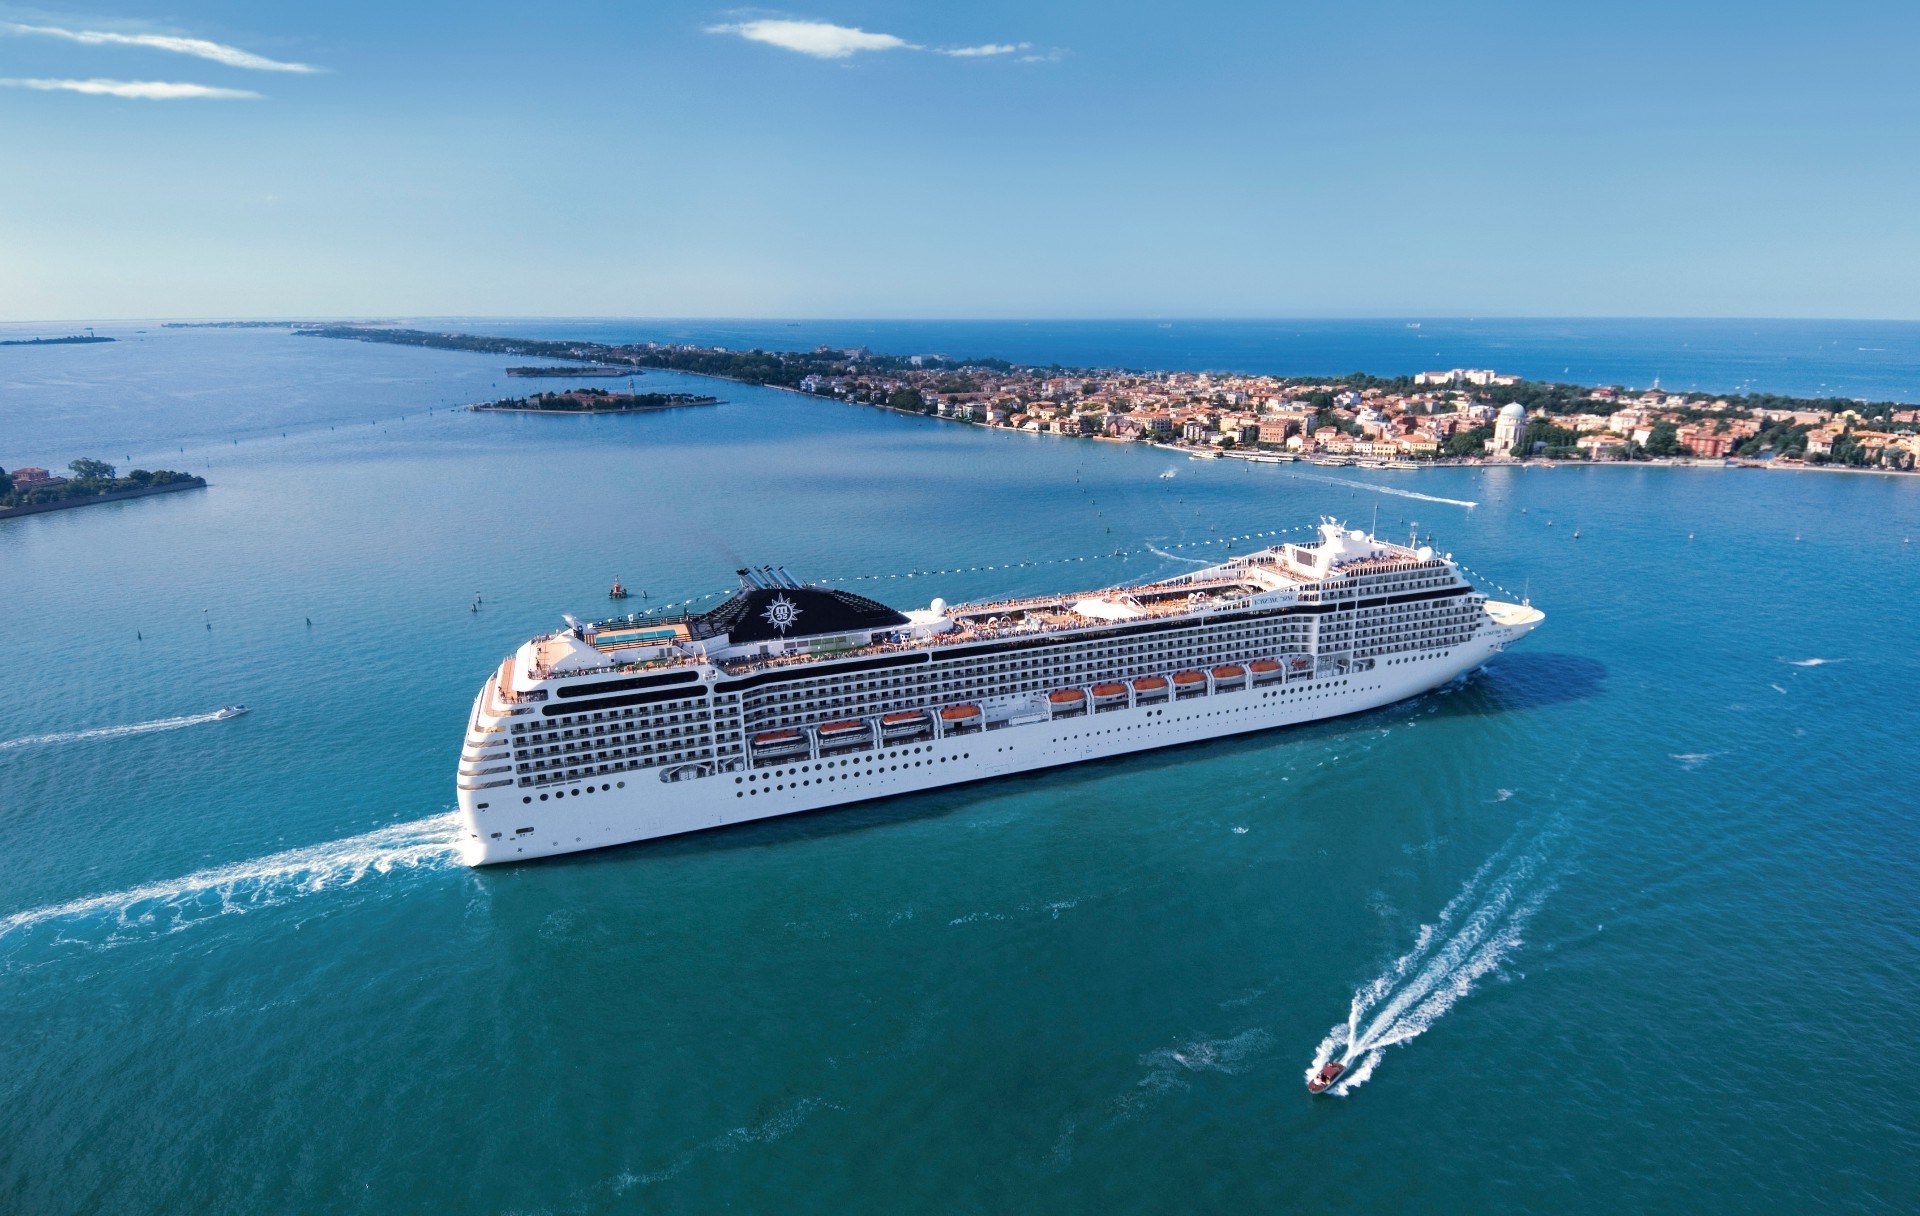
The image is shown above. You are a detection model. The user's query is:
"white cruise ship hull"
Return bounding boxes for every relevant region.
[457,604,1538,865]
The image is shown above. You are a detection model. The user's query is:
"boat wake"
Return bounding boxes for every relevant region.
[1283,469,1478,508]
[0,709,230,751]
[1145,543,1213,565]
[1781,657,1845,667]
[1307,827,1557,1096]
[0,813,465,962]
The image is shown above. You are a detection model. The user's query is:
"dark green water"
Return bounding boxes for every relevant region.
[3,329,1918,1213]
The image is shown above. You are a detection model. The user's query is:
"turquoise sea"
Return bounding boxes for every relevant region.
[3,323,1918,1213]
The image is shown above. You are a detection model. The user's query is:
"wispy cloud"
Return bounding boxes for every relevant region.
[2,22,320,73]
[706,19,908,59]
[0,76,261,99]
[938,43,1028,58]
[706,17,1048,62]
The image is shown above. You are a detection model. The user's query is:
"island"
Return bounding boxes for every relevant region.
[0,334,115,346]
[505,365,638,378]
[0,459,205,519]
[471,388,719,414]
[302,324,1920,471]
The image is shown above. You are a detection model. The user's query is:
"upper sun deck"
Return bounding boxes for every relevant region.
[512,522,1463,688]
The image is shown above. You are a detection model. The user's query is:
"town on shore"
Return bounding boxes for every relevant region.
[307,325,1920,472]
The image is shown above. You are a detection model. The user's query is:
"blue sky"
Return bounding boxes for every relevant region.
[2,1,1917,320]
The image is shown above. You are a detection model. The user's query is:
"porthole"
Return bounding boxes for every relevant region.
[539,793,549,801]
[522,796,532,804]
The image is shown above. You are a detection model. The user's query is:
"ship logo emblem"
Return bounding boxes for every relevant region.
[762,593,803,635]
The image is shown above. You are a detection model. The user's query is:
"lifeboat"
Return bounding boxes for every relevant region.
[818,719,870,750]
[881,710,932,739]
[1307,1059,1347,1095]
[1132,675,1169,702]
[1211,664,1247,690]
[1047,688,1088,717]
[1250,659,1283,685]
[940,704,983,733]
[1172,670,1208,699]
[751,728,807,759]
[1091,682,1128,712]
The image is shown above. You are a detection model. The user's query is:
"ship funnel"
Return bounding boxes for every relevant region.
[775,566,801,588]
[737,568,767,590]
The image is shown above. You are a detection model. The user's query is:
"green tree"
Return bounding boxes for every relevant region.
[1641,423,1686,458]
[69,458,115,481]
[888,388,926,413]
[1445,425,1493,457]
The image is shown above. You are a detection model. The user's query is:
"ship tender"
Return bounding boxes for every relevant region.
[455,520,1543,865]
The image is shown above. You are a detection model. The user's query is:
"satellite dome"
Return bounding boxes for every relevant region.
[1499,402,1527,419]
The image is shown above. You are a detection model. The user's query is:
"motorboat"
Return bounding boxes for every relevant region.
[213,705,249,720]
[1308,1059,1347,1094]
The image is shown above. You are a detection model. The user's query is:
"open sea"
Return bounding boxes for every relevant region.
[3,320,1918,1213]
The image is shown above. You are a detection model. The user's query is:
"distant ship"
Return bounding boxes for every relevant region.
[455,520,1543,865]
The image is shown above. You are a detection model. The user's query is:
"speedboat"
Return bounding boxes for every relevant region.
[213,705,249,720]
[1307,1059,1347,1094]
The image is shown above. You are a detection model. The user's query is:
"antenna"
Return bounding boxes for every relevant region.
[1370,503,1378,540]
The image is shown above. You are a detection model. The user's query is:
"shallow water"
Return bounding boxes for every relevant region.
[3,327,1918,1213]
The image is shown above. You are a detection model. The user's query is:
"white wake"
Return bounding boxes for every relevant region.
[1307,828,1555,1096]
[0,710,229,751]
[1282,470,1478,508]
[0,813,465,956]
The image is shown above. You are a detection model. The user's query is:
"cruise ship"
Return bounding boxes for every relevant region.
[455,520,1543,865]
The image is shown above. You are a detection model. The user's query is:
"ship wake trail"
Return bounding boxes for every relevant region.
[1307,825,1558,1095]
[1283,470,1478,508]
[0,710,227,751]
[0,813,464,964]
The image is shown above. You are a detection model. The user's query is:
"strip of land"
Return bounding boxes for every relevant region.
[0,460,204,520]
[472,389,719,413]
[0,334,114,346]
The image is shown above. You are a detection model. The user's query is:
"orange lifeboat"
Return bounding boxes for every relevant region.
[819,720,866,737]
[753,728,801,747]
[940,703,983,733]
[1133,676,1168,692]
[1047,689,1087,705]
[1173,670,1207,699]
[1211,664,1247,690]
[1251,658,1283,684]
[882,710,928,727]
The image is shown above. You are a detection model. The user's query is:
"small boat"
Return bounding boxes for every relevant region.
[609,578,629,600]
[214,705,249,720]
[881,710,931,737]
[1132,675,1169,702]
[1308,1059,1347,1094]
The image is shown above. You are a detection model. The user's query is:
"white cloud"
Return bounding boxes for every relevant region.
[939,43,1028,58]
[3,22,320,73]
[705,19,910,59]
[0,76,261,99]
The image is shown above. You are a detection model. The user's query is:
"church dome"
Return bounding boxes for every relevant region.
[1498,402,1527,419]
